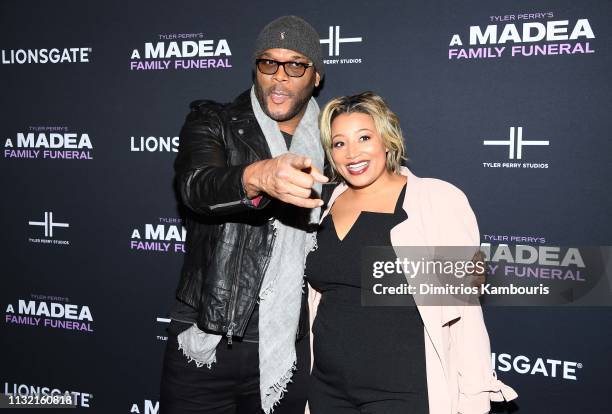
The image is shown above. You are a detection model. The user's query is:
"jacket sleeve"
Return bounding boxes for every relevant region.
[174,100,270,215]
[441,185,518,413]
[453,305,518,413]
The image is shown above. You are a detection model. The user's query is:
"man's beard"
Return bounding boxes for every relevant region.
[254,78,314,122]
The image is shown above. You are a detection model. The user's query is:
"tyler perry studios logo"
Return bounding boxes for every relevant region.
[481,127,550,169]
[28,211,70,246]
[320,25,364,65]
[155,316,170,341]
[129,32,232,71]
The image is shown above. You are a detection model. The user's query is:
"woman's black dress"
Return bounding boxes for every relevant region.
[306,184,429,414]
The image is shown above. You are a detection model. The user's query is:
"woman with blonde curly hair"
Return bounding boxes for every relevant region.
[305,92,517,414]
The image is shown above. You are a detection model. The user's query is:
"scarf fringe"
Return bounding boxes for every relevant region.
[177,334,216,369]
[262,360,297,414]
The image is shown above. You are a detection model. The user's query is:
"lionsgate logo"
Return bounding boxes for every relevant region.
[4,126,94,160]
[448,13,595,60]
[130,399,159,414]
[482,127,549,169]
[130,217,186,253]
[4,294,94,333]
[1,47,92,64]
[130,135,179,153]
[4,382,93,408]
[492,352,582,381]
[129,32,232,71]
[28,211,70,246]
[320,25,364,65]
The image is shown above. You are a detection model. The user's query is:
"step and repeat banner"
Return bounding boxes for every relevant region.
[1,0,611,412]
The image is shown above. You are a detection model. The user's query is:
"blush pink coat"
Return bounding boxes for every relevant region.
[306,167,518,414]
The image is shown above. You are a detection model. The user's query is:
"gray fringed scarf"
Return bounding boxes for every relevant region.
[177,86,323,414]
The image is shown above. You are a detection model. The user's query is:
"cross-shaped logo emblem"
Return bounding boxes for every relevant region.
[483,127,549,159]
[28,211,69,237]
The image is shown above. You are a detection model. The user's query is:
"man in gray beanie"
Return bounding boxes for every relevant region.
[160,15,327,414]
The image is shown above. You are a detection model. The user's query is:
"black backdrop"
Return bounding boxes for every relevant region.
[1,1,611,413]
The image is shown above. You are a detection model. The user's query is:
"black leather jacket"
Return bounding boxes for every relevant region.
[174,89,309,342]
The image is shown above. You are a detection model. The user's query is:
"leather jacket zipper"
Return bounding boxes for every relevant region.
[226,322,236,345]
[226,228,247,345]
[237,219,277,341]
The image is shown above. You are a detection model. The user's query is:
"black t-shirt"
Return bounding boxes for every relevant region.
[281,131,292,149]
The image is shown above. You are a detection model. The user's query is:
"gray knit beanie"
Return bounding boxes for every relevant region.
[254,15,324,78]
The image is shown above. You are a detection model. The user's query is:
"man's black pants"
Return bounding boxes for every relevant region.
[160,321,310,414]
